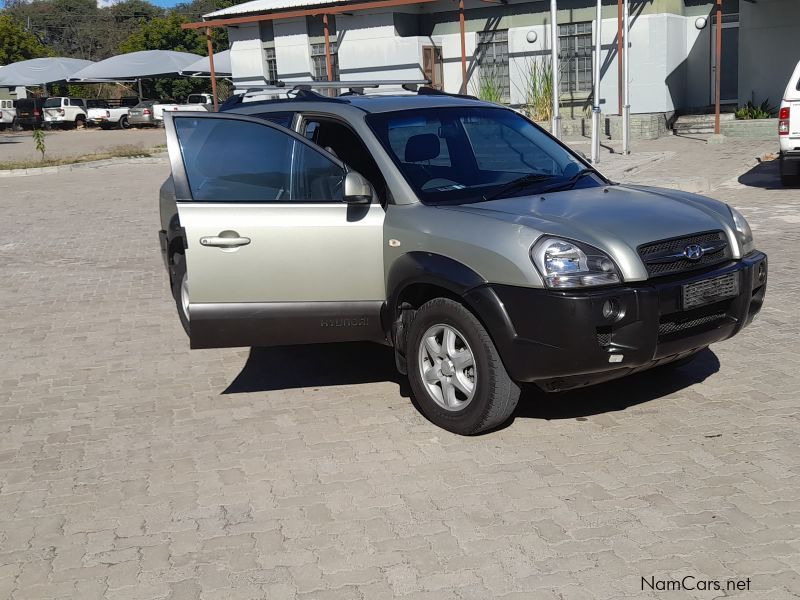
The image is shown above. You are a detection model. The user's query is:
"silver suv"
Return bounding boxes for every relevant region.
[158,89,767,435]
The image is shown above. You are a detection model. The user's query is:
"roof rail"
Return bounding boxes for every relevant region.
[417,86,478,100]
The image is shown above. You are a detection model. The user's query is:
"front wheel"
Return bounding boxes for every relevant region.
[406,298,520,435]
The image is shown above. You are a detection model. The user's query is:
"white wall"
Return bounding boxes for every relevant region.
[229,23,268,90]
[226,7,721,115]
[739,0,800,105]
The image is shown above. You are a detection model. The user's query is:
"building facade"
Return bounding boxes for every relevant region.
[205,0,800,120]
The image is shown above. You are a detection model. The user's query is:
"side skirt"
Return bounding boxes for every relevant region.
[189,301,387,349]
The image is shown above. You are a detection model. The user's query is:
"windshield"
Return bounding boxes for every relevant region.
[134,101,155,108]
[187,94,206,104]
[366,106,604,205]
[87,100,108,109]
[43,98,62,108]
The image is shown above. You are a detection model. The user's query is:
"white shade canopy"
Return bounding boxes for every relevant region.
[68,50,203,81]
[0,57,94,86]
[179,50,232,77]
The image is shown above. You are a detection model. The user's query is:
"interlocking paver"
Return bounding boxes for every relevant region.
[0,135,798,598]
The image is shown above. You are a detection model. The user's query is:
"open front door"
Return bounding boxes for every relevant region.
[164,112,386,349]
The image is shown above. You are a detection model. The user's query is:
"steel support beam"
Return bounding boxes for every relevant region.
[459,0,467,94]
[206,27,219,112]
[714,0,722,135]
[591,0,602,164]
[550,0,560,139]
[323,14,333,82]
[622,0,630,155]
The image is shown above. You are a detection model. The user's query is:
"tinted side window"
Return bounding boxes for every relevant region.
[253,111,295,129]
[174,117,344,203]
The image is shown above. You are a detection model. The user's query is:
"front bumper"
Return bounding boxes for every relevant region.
[465,252,767,391]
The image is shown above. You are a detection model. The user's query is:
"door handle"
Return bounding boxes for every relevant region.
[200,234,251,248]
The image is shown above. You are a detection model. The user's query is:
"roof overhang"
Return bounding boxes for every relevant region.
[183,0,439,30]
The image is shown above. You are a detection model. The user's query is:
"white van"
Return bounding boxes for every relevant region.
[0,99,16,130]
[779,60,800,186]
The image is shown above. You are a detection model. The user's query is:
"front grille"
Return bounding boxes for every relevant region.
[638,231,731,277]
[658,298,733,339]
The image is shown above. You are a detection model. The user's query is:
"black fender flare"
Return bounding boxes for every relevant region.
[386,252,518,374]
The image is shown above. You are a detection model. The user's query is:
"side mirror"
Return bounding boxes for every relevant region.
[343,170,374,204]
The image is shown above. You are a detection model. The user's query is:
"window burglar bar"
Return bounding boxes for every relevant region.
[558,22,592,94]
[311,42,339,82]
[265,47,278,83]
[476,30,510,102]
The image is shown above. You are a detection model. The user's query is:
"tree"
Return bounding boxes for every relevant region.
[118,13,211,101]
[0,14,51,64]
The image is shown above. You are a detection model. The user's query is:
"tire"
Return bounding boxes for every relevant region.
[119,115,129,129]
[75,115,85,130]
[406,298,520,435]
[170,252,190,336]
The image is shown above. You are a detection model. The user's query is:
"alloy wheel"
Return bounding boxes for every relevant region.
[417,323,477,411]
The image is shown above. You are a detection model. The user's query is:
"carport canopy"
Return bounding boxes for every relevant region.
[180,50,231,77]
[67,50,204,82]
[0,57,94,87]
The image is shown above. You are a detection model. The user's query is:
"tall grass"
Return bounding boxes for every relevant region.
[516,57,554,122]
[474,68,506,104]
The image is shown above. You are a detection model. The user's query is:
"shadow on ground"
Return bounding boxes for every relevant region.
[512,347,720,422]
[224,343,720,425]
[737,158,786,190]
[223,342,408,395]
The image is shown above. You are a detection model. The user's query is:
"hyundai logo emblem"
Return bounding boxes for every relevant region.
[684,244,704,260]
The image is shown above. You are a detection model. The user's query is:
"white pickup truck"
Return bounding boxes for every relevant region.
[779,59,800,187]
[153,93,215,122]
[42,97,88,129]
[0,99,16,130]
[86,100,131,129]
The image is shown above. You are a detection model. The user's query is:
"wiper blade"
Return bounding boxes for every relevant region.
[539,167,601,194]
[482,173,554,202]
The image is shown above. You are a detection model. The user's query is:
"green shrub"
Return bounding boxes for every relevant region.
[474,69,505,104]
[516,57,554,122]
[735,99,775,120]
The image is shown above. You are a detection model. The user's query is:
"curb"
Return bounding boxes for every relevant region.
[0,152,169,178]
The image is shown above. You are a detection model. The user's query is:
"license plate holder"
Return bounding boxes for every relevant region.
[682,272,739,310]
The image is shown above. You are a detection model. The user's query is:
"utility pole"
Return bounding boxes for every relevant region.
[622,0,630,154]
[550,0,561,139]
[591,0,602,164]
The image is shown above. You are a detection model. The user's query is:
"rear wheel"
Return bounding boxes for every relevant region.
[119,115,129,129]
[75,115,86,129]
[406,298,520,435]
[170,252,190,336]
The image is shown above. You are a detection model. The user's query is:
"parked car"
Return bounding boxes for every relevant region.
[153,93,215,121]
[0,99,16,130]
[779,59,800,186]
[128,100,157,127]
[86,99,131,129]
[14,97,47,129]
[157,90,767,435]
[42,97,88,129]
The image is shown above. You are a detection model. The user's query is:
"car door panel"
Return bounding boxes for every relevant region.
[164,112,387,349]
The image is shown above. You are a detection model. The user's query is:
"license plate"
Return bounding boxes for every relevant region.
[682,272,739,309]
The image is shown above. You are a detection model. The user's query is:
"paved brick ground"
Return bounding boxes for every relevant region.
[0,137,798,599]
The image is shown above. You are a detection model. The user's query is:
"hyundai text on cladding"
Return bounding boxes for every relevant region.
[642,576,751,592]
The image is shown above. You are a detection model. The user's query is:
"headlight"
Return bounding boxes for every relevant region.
[729,206,754,255]
[531,237,621,288]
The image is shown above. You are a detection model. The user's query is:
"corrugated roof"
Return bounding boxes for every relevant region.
[204,0,346,18]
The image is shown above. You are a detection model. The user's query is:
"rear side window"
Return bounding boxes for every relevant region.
[174,117,344,203]
[253,111,294,129]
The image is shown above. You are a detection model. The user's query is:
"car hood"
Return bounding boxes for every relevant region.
[438,184,739,281]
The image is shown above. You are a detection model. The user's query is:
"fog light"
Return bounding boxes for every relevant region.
[757,262,766,283]
[602,299,624,321]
